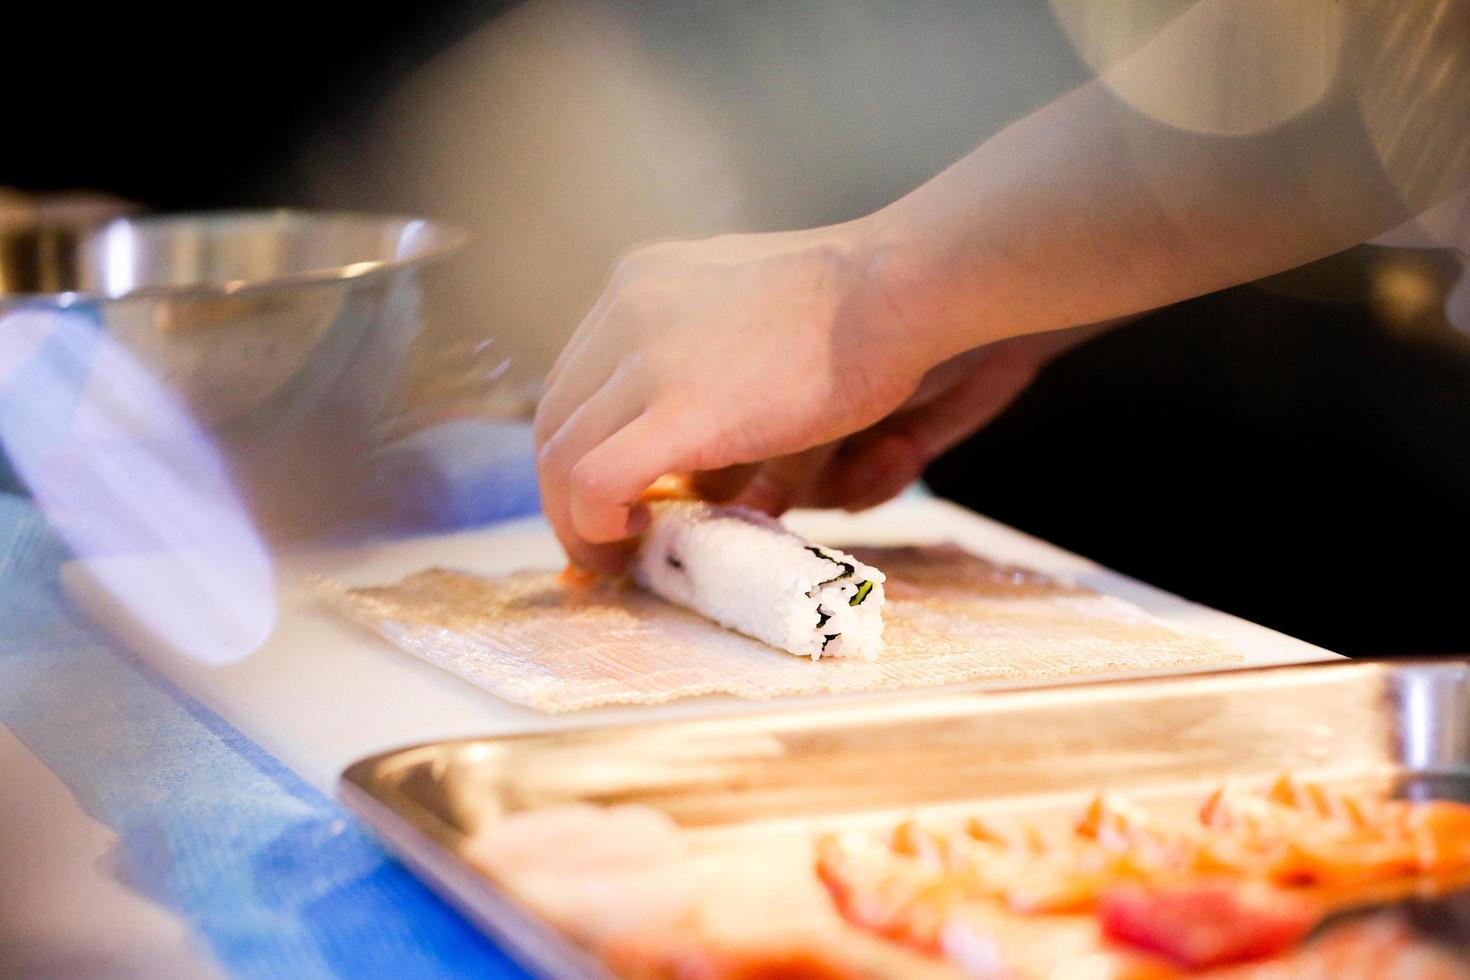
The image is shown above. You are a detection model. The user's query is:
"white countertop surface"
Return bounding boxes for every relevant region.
[62,496,1342,794]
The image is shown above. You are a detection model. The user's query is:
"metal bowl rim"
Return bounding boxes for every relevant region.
[0,208,469,306]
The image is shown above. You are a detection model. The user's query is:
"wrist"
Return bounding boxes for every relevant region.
[850,198,1019,376]
[844,206,945,381]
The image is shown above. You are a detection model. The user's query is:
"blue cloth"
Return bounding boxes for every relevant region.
[339,418,542,543]
[0,492,531,979]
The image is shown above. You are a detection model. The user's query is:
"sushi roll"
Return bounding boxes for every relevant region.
[632,500,885,660]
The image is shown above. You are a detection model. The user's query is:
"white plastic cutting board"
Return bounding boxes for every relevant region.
[62,497,1340,793]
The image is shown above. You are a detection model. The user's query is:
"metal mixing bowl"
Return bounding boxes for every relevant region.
[0,210,468,539]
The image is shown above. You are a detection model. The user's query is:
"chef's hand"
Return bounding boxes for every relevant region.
[534,220,950,573]
[536,0,1470,573]
[691,323,1106,516]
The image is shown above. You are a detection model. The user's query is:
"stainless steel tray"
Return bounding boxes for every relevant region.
[340,659,1470,978]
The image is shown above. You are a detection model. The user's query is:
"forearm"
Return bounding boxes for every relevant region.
[865,0,1470,367]
[869,77,1409,366]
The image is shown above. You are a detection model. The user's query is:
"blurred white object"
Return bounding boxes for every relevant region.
[0,307,273,665]
[1052,0,1343,136]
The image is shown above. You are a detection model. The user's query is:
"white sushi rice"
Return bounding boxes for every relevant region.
[632,500,886,660]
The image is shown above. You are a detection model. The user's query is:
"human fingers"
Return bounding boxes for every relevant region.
[816,342,1048,510]
[731,444,839,516]
[536,367,647,571]
[690,463,760,503]
[544,257,636,389]
[533,324,624,452]
[564,407,704,567]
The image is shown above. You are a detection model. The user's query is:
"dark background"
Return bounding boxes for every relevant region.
[2,2,507,208]
[929,247,1470,657]
[6,2,1467,656]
